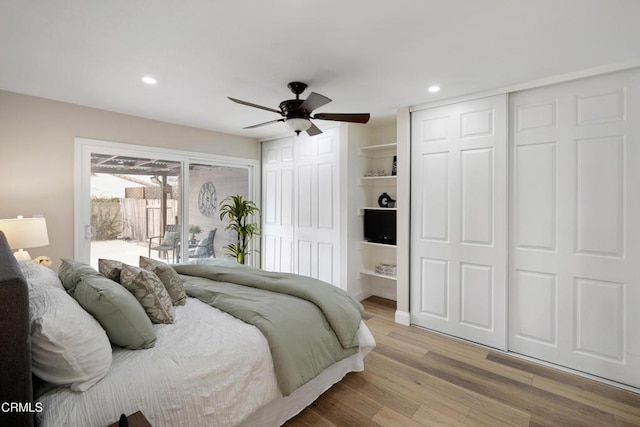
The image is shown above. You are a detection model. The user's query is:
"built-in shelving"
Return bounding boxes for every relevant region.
[359,269,398,281]
[360,143,398,155]
[360,175,397,182]
[359,141,398,300]
[360,240,397,248]
[358,207,396,216]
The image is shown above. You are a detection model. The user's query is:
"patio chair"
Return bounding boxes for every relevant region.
[148,224,180,263]
[190,228,216,259]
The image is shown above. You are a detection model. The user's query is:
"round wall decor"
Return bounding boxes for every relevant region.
[198,181,217,217]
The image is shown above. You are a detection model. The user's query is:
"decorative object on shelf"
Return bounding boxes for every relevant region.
[392,155,397,176]
[198,181,217,217]
[377,192,396,208]
[365,169,387,177]
[219,195,260,264]
[0,215,49,261]
[375,263,397,277]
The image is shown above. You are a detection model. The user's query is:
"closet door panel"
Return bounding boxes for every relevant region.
[514,142,557,251]
[293,129,341,286]
[460,147,493,245]
[411,94,508,350]
[262,128,341,288]
[261,139,295,273]
[509,68,640,388]
[420,152,449,241]
[575,136,624,256]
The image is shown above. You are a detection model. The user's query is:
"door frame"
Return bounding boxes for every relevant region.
[74,138,260,266]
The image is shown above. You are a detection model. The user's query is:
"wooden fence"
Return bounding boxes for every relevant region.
[120,198,178,242]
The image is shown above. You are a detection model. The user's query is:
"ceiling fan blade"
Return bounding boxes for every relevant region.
[243,119,284,129]
[299,92,332,113]
[306,121,323,136]
[313,112,370,124]
[228,97,283,115]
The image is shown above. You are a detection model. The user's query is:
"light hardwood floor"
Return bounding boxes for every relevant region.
[285,296,640,426]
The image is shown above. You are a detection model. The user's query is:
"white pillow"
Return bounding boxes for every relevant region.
[19,261,64,290]
[20,262,113,392]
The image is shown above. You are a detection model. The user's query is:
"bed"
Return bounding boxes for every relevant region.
[0,231,375,426]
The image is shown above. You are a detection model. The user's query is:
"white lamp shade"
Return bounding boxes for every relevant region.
[285,118,312,133]
[0,217,49,250]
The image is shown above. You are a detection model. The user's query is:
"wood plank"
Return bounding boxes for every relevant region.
[372,406,424,427]
[365,350,530,425]
[366,295,397,310]
[412,403,467,427]
[464,408,524,427]
[532,376,640,421]
[284,297,640,427]
[419,350,615,426]
[373,331,429,359]
[388,331,533,385]
[342,371,421,418]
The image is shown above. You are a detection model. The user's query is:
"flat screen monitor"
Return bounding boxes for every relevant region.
[364,209,396,245]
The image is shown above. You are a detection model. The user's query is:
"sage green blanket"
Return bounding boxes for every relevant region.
[173,264,363,395]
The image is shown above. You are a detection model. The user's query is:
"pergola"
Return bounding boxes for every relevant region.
[91,153,181,235]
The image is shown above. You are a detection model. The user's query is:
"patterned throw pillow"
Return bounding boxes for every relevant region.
[120,265,174,324]
[98,258,126,282]
[139,256,186,305]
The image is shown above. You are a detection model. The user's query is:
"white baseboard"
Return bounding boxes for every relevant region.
[394,310,410,326]
[371,290,397,301]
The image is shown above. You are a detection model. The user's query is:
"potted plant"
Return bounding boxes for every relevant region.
[189,224,203,245]
[219,195,260,264]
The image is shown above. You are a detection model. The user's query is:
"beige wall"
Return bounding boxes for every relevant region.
[0,90,259,268]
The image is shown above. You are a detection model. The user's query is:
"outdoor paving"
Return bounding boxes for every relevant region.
[90,239,173,268]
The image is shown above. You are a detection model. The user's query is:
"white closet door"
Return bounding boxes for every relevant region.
[411,95,508,350]
[294,128,341,286]
[262,138,295,273]
[509,69,640,387]
[262,128,341,287]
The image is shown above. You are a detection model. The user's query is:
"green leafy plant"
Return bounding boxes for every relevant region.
[189,224,203,240]
[219,195,260,264]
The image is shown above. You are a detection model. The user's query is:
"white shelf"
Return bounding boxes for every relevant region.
[361,206,397,211]
[360,175,397,182]
[360,269,398,281]
[360,240,397,248]
[360,143,397,153]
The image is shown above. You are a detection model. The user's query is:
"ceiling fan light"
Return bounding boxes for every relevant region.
[285,118,312,134]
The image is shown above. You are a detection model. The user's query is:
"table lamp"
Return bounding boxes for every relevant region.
[0,216,50,261]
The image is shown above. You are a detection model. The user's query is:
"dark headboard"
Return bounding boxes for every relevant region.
[0,231,34,427]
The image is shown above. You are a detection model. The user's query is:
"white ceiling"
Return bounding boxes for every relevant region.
[1,0,639,140]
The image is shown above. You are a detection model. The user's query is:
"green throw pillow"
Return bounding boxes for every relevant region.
[58,258,101,295]
[73,274,157,350]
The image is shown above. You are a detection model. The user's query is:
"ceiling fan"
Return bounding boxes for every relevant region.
[228,82,370,136]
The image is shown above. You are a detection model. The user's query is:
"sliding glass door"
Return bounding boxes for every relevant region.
[187,164,250,264]
[75,138,258,268]
[88,153,182,267]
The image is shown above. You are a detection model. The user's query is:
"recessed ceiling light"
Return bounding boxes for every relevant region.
[141,76,157,85]
[428,85,440,93]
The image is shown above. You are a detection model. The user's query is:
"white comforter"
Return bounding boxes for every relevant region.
[37,298,281,427]
[36,296,375,427]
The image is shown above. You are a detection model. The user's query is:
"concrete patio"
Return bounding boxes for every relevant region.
[90,239,188,268]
